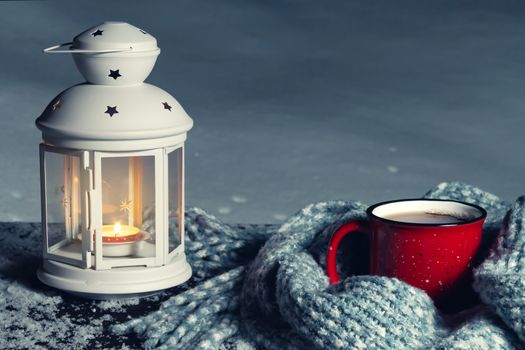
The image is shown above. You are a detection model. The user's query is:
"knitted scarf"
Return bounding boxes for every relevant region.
[112,182,525,349]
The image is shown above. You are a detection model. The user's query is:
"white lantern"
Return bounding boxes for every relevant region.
[35,22,193,298]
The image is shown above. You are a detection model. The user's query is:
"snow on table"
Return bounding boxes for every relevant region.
[0,222,191,350]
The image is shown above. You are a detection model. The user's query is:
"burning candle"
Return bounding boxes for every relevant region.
[101,222,143,243]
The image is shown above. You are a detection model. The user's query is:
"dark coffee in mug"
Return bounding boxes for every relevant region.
[383,211,468,224]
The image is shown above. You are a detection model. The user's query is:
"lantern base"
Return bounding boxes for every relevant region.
[37,253,192,299]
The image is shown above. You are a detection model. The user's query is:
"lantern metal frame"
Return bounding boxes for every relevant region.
[37,143,190,297]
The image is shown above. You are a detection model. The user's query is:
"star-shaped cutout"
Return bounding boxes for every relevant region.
[91,29,104,37]
[61,196,70,209]
[108,69,122,80]
[162,102,172,111]
[52,99,63,111]
[119,200,133,213]
[105,106,118,117]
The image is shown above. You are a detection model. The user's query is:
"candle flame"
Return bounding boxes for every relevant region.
[114,222,121,235]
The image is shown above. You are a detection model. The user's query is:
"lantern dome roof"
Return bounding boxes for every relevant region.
[36,83,193,151]
[72,21,158,53]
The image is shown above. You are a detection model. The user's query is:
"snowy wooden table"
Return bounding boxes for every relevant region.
[0,222,193,350]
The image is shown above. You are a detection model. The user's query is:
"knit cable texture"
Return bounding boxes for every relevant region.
[112,182,525,349]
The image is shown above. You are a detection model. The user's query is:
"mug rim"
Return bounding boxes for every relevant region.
[367,198,487,227]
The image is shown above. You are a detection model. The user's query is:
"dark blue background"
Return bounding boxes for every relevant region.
[2,0,525,223]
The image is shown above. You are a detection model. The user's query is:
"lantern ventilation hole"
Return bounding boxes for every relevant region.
[162,102,172,111]
[108,69,122,80]
[91,29,104,37]
[104,105,118,117]
[52,99,63,111]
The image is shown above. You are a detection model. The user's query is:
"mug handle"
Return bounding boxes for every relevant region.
[326,220,369,285]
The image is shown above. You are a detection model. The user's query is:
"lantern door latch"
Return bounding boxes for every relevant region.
[82,166,95,253]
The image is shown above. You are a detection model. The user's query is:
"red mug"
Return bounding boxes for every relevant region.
[326,199,486,309]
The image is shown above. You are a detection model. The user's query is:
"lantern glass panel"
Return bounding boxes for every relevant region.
[100,155,156,259]
[168,148,182,254]
[44,150,82,261]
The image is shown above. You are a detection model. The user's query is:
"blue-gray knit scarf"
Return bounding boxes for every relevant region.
[112,182,525,349]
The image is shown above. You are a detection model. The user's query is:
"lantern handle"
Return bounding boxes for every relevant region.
[43,42,133,54]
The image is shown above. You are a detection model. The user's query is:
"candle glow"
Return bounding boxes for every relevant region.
[101,223,142,243]
[114,222,122,235]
